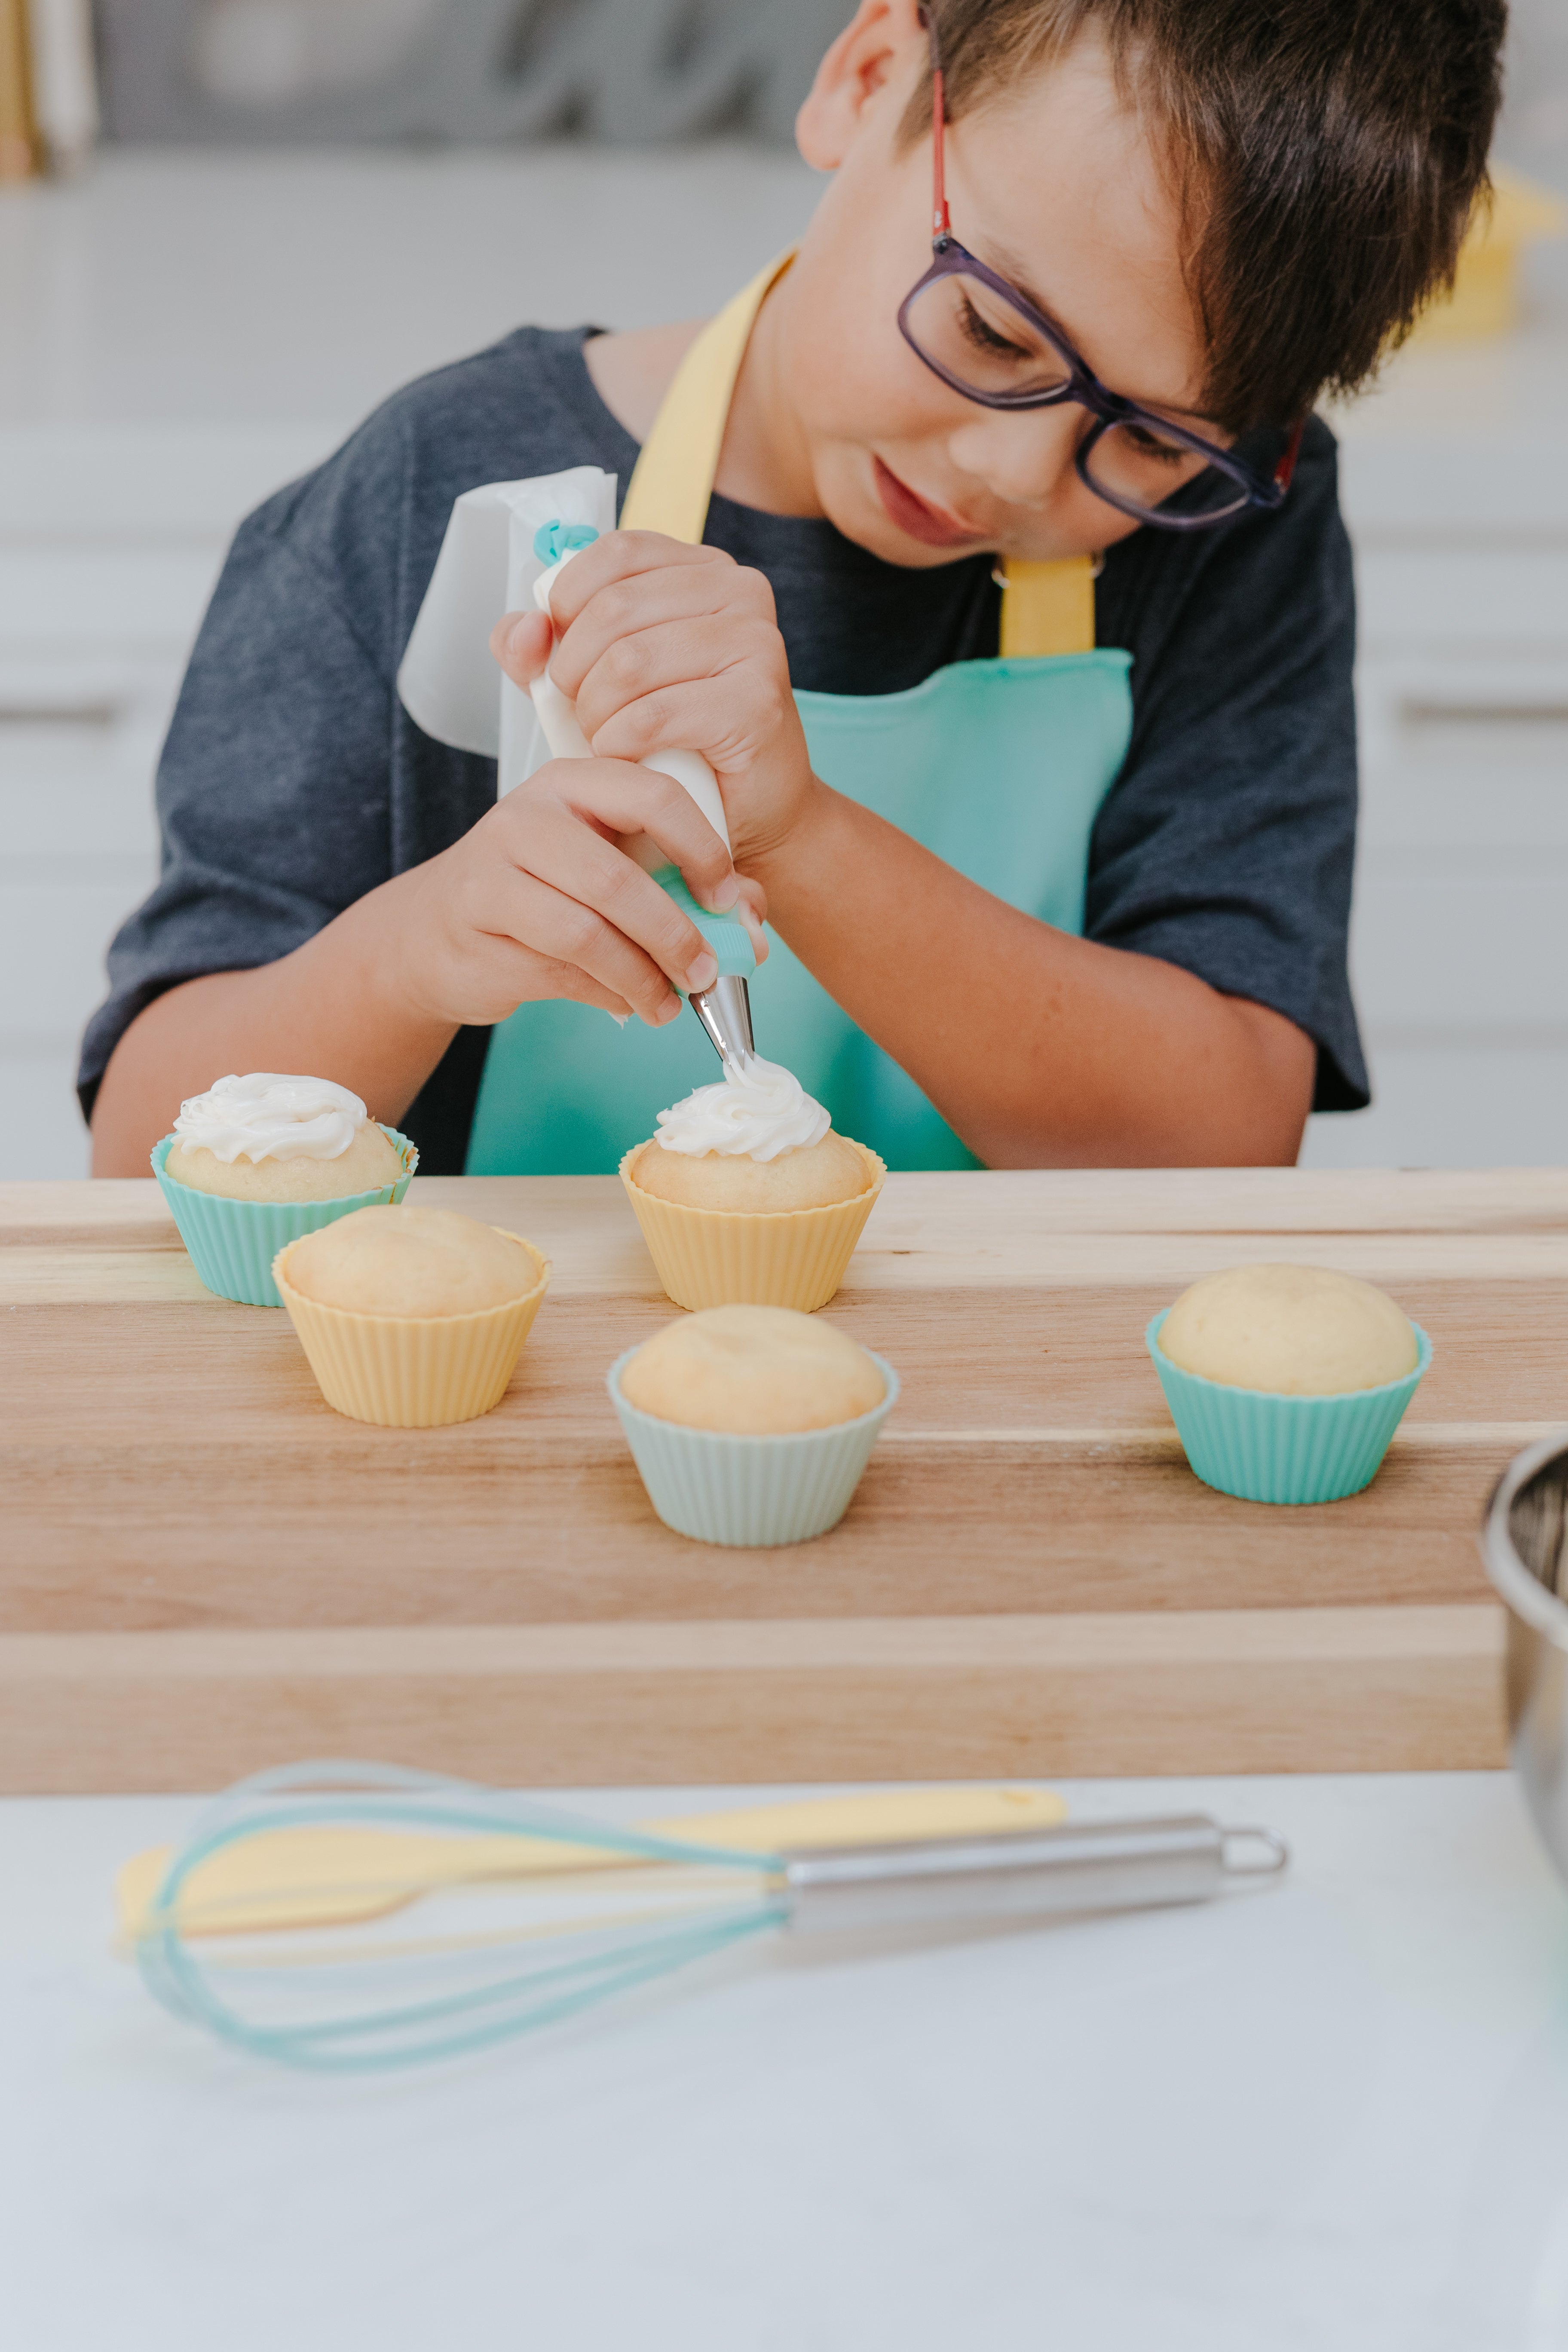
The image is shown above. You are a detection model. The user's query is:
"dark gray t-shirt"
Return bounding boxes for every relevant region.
[80,325,1367,1169]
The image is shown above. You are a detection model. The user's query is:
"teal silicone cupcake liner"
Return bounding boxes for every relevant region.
[607,1348,900,1547]
[1146,1307,1432,1506]
[152,1128,417,1308]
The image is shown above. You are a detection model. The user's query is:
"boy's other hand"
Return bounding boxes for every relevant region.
[491,530,819,866]
[391,753,767,1033]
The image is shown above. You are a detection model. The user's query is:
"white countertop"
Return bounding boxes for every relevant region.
[7,1769,1568,2351]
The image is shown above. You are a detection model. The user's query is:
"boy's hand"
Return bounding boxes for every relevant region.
[390,753,767,1033]
[491,530,818,866]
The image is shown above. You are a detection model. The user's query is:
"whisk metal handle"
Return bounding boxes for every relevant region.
[779,1815,1286,1936]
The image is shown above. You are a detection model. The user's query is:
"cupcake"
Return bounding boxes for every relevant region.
[1147,1262,1432,1504]
[273,1203,551,1427]
[153,1073,416,1307]
[620,1056,884,1312]
[609,1305,899,1546]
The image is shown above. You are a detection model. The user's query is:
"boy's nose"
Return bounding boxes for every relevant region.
[947,405,1086,514]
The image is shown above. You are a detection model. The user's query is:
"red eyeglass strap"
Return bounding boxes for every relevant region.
[919,3,951,239]
[1275,419,1306,493]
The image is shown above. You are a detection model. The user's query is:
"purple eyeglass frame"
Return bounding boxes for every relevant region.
[897,10,1304,532]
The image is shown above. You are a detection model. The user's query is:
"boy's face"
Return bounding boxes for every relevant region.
[778,4,1217,567]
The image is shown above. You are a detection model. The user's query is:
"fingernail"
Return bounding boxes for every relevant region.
[706,876,740,913]
[655,995,681,1025]
[683,952,718,994]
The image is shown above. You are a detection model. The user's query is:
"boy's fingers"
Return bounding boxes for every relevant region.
[542,530,727,633]
[525,755,739,920]
[483,866,684,1028]
[510,783,726,991]
[554,968,640,1021]
[568,611,776,742]
[539,962,636,1019]
[549,563,769,701]
[489,609,553,686]
[734,877,770,966]
[477,928,636,1021]
[587,674,777,781]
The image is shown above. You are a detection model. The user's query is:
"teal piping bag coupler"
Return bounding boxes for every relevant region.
[528,517,759,1069]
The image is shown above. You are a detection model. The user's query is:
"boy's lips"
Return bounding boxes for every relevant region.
[872,457,986,550]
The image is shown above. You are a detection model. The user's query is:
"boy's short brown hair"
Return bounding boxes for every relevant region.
[904,0,1508,431]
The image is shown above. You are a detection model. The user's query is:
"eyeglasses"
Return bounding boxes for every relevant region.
[897,10,1304,533]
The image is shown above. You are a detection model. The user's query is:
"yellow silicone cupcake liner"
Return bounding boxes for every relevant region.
[619,1140,886,1313]
[272,1228,551,1427]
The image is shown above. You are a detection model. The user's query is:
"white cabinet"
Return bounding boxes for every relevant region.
[0,651,179,1177]
[1302,371,1568,1169]
[0,450,326,1177]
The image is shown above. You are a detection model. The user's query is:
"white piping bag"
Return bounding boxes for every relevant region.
[398,469,756,1058]
[398,465,614,795]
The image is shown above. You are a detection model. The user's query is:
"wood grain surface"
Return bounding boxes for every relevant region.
[3,1168,1559,1790]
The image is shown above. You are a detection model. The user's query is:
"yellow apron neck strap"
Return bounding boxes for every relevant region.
[998,555,1097,658]
[619,250,797,546]
[619,249,1098,659]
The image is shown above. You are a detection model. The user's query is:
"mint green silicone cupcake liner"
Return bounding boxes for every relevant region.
[607,1348,899,1547]
[1146,1308,1431,1505]
[152,1128,417,1308]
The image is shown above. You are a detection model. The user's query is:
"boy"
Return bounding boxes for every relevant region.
[84,0,1505,1175]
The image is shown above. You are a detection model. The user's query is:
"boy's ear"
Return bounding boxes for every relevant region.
[796,0,928,172]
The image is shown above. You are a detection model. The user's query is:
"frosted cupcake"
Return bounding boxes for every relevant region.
[274,1203,550,1428]
[609,1305,899,1545]
[1147,1263,1431,1504]
[153,1073,416,1307]
[620,1056,884,1312]
[166,1074,405,1202]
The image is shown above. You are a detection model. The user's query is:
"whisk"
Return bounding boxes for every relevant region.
[128,1761,1288,2072]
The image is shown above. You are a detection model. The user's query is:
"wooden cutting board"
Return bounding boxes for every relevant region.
[3,1166,1560,1792]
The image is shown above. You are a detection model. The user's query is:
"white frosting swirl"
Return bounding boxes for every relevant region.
[654,1055,830,1163]
[172,1073,367,1164]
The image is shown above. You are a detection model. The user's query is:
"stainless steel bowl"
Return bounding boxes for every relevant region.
[1480,1433,1568,1883]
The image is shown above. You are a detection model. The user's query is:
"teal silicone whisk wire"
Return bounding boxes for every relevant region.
[133,1761,787,2072]
[129,1759,1286,2072]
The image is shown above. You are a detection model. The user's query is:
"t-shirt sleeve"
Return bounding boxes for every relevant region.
[77,495,398,1120]
[75,326,598,1158]
[1087,419,1367,1112]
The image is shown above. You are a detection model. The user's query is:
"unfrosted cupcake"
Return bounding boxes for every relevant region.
[274,1203,550,1427]
[609,1305,898,1545]
[620,1057,883,1312]
[153,1073,416,1307]
[1148,1262,1431,1504]
[621,1303,887,1432]
[1159,1263,1419,1395]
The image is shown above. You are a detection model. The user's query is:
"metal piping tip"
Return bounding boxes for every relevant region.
[688,974,756,1072]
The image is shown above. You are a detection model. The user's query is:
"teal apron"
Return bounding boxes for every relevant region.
[466,259,1134,1175]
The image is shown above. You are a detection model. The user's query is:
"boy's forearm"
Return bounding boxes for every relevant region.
[89,881,457,1176]
[751,785,1315,1168]
[91,787,1314,1176]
